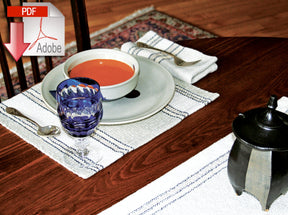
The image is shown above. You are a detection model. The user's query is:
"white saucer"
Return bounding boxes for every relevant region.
[41,56,175,125]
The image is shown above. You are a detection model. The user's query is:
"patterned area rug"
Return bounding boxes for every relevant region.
[0,7,217,100]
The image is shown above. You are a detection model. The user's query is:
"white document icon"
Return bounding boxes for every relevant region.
[23,2,65,56]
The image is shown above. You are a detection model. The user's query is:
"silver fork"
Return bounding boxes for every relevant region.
[136,42,197,66]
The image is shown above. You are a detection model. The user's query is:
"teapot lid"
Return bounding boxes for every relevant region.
[233,95,288,151]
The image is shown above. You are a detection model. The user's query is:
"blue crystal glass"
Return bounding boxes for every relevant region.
[56,77,103,167]
[56,77,103,137]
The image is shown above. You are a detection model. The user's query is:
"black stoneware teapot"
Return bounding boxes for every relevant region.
[227,95,288,211]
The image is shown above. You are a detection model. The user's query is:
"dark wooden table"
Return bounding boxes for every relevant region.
[1,37,288,214]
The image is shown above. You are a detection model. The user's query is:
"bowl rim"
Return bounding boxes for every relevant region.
[63,48,140,89]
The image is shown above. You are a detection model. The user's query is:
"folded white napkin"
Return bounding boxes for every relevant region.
[121,30,218,84]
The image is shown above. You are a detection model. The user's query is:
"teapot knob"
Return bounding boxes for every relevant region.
[257,95,282,128]
[267,95,278,110]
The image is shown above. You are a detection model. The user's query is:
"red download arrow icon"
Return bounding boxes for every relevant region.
[4,22,30,61]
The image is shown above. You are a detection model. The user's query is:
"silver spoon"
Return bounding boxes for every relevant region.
[6,107,61,136]
[136,42,198,66]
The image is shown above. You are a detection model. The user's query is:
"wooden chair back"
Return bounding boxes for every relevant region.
[70,0,91,52]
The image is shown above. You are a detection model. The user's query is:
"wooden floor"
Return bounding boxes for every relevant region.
[1,0,288,69]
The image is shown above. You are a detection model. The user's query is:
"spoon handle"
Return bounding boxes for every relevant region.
[6,107,40,127]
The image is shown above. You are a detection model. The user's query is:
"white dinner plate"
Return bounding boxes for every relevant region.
[41,56,175,125]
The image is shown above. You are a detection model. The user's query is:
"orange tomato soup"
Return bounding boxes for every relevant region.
[69,59,134,86]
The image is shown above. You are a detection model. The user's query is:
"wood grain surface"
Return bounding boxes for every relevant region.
[0,37,288,214]
[1,0,288,72]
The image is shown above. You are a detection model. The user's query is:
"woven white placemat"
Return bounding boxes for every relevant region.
[0,77,219,179]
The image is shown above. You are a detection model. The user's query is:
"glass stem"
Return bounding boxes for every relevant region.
[75,137,89,164]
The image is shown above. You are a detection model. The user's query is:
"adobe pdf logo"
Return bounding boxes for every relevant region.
[23,2,65,56]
